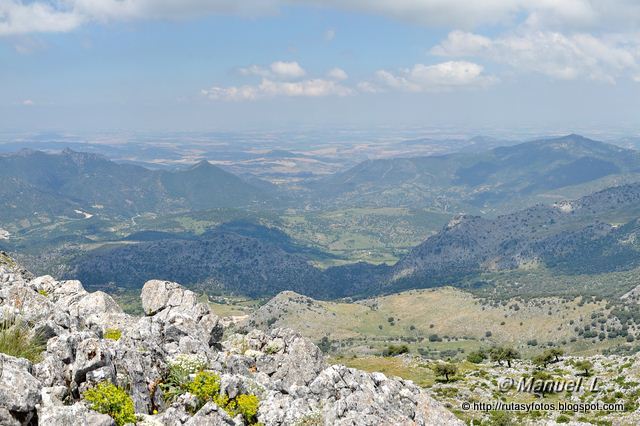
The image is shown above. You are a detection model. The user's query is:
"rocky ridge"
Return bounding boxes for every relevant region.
[0,253,461,425]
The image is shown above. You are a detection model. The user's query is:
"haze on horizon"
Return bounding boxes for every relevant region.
[1,0,640,133]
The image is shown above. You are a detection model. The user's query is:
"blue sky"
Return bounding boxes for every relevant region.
[1,1,640,132]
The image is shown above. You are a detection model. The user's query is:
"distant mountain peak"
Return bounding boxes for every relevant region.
[190,159,213,170]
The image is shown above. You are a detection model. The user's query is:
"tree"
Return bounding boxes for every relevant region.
[466,350,487,364]
[317,336,331,354]
[533,352,554,369]
[574,360,593,376]
[383,344,409,357]
[533,348,564,368]
[489,346,520,368]
[548,348,564,362]
[432,362,457,382]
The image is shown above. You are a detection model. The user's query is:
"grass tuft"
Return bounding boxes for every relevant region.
[0,315,46,363]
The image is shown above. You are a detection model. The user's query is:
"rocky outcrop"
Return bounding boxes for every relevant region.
[0,354,41,425]
[0,256,461,425]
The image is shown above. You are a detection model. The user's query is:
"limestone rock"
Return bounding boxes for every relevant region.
[141,280,200,316]
[0,256,465,426]
[37,403,115,426]
[0,354,41,425]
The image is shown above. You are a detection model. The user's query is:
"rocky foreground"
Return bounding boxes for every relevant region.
[0,254,461,425]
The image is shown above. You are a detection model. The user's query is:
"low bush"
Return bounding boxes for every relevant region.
[83,382,136,426]
[104,328,122,341]
[383,344,409,356]
[161,366,261,424]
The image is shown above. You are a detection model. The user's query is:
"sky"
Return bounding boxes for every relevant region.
[1,0,640,133]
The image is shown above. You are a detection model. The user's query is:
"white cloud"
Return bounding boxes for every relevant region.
[298,0,640,31]
[0,1,82,36]
[433,30,639,83]
[22,99,34,106]
[239,61,306,79]
[297,0,520,29]
[238,64,271,78]
[202,78,352,101]
[369,61,496,92]
[324,28,336,41]
[270,61,306,78]
[4,0,640,36]
[209,60,495,101]
[327,67,348,81]
[0,0,278,36]
[356,81,382,93]
[71,0,279,21]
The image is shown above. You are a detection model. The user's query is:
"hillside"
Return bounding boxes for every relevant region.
[52,222,389,298]
[28,182,640,300]
[242,288,615,357]
[0,149,273,229]
[0,254,460,425]
[309,134,640,213]
[389,182,640,292]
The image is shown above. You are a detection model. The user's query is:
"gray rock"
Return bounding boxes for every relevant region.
[185,402,236,426]
[228,328,326,392]
[37,403,115,426]
[0,408,20,426]
[0,354,41,425]
[415,392,465,426]
[40,385,70,407]
[141,280,200,316]
[71,337,113,385]
[0,284,54,324]
[199,313,224,348]
[67,291,123,321]
[0,256,466,426]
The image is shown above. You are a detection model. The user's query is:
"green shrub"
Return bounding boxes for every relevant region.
[83,382,136,426]
[160,364,194,403]
[104,328,122,341]
[0,317,45,363]
[234,394,259,424]
[487,410,515,426]
[383,344,409,356]
[38,289,49,297]
[160,354,209,403]
[160,364,261,424]
[466,350,487,364]
[188,371,225,407]
[556,414,571,423]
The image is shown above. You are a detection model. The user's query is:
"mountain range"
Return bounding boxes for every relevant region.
[0,149,273,228]
[309,134,640,213]
[4,135,640,300]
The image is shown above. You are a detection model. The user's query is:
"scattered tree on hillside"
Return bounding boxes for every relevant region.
[383,344,409,357]
[489,346,520,368]
[432,362,457,382]
[574,360,593,376]
[466,350,487,364]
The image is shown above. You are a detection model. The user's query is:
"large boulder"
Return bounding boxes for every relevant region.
[67,291,123,321]
[37,403,115,426]
[0,252,32,287]
[225,328,326,391]
[257,364,465,426]
[0,354,41,425]
[0,284,55,324]
[141,280,201,317]
[140,280,223,350]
